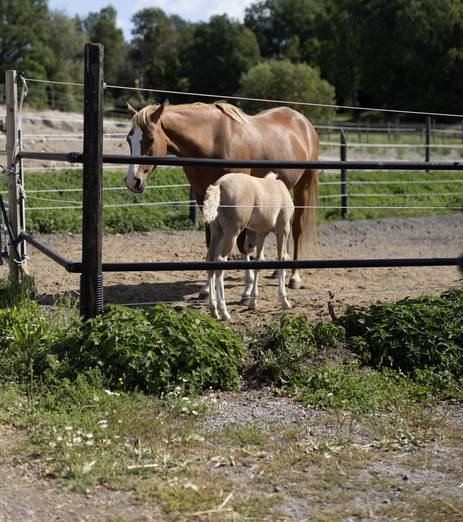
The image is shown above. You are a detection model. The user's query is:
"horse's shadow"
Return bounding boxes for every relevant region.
[38,280,205,307]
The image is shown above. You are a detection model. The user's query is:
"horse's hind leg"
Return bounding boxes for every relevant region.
[241,230,256,303]
[247,233,267,310]
[290,169,319,289]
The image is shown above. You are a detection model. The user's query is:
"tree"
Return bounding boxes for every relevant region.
[186,15,260,96]
[83,6,127,85]
[244,0,325,65]
[358,0,463,112]
[316,0,364,106]
[41,11,87,111]
[0,0,51,78]
[238,59,336,122]
[129,8,193,94]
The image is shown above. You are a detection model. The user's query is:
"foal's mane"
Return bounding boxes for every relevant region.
[132,102,250,128]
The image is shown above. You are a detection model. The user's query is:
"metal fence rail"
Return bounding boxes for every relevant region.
[16,151,463,171]
[8,44,463,319]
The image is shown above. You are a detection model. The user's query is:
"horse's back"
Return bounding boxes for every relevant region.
[216,173,293,232]
[253,107,318,153]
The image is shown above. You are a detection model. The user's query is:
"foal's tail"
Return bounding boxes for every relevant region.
[203,184,221,223]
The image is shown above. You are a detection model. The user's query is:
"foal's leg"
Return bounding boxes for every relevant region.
[241,230,256,303]
[206,223,221,320]
[276,226,292,310]
[247,233,267,310]
[215,227,240,321]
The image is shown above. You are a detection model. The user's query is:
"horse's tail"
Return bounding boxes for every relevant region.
[295,168,320,258]
[203,183,221,223]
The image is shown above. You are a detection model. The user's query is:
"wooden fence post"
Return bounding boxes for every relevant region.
[5,70,21,282]
[340,130,348,219]
[80,43,104,319]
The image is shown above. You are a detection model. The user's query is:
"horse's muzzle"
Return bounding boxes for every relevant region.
[125,176,145,193]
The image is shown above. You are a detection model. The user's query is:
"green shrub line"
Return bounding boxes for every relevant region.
[0,279,462,412]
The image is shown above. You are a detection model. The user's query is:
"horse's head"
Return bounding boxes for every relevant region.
[124,102,168,193]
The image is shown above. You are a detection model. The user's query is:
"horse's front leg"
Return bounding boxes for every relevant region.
[216,268,231,321]
[207,269,220,320]
[199,213,211,298]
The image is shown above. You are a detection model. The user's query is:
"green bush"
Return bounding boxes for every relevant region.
[255,314,345,386]
[0,284,245,395]
[55,304,246,395]
[339,290,463,386]
[238,59,336,122]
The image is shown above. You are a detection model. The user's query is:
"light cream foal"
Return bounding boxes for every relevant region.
[203,172,294,321]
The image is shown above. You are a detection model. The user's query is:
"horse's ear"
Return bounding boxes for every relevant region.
[127,103,137,116]
[152,102,167,122]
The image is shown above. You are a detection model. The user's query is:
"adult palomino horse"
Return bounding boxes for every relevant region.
[125,101,320,289]
[203,172,294,321]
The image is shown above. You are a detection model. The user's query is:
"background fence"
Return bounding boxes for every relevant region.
[2,43,463,318]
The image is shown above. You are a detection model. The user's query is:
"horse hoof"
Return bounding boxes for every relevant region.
[240,295,251,305]
[282,300,292,310]
[288,278,302,290]
[221,312,231,321]
[247,300,257,310]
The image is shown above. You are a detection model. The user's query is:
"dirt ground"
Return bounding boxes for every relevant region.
[7,214,461,329]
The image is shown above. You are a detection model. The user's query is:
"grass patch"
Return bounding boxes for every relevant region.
[320,169,463,222]
[2,168,462,234]
[297,361,427,413]
[16,167,197,234]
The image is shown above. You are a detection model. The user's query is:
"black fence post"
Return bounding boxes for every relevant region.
[425,116,431,169]
[189,185,198,225]
[80,43,104,319]
[340,130,348,219]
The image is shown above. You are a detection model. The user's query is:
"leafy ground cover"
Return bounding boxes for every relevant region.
[2,168,462,233]
[0,279,462,519]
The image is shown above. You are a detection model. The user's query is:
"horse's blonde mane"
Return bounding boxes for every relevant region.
[214,102,250,126]
[132,102,250,128]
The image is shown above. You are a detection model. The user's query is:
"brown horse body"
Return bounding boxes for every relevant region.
[125,102,320,289]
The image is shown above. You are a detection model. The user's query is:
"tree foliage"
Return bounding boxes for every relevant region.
[238,59,335,121]
[0,0,51,78]
[186,15,260,96]
[2,1,463,115]
[83,6,126,85]
[129,8,193,93]
[244,0,325,64]
[358,0,463,111]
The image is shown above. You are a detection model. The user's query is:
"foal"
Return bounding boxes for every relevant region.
[203,172,294,321]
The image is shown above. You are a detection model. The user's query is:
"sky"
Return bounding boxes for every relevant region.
[48,0,254,38]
